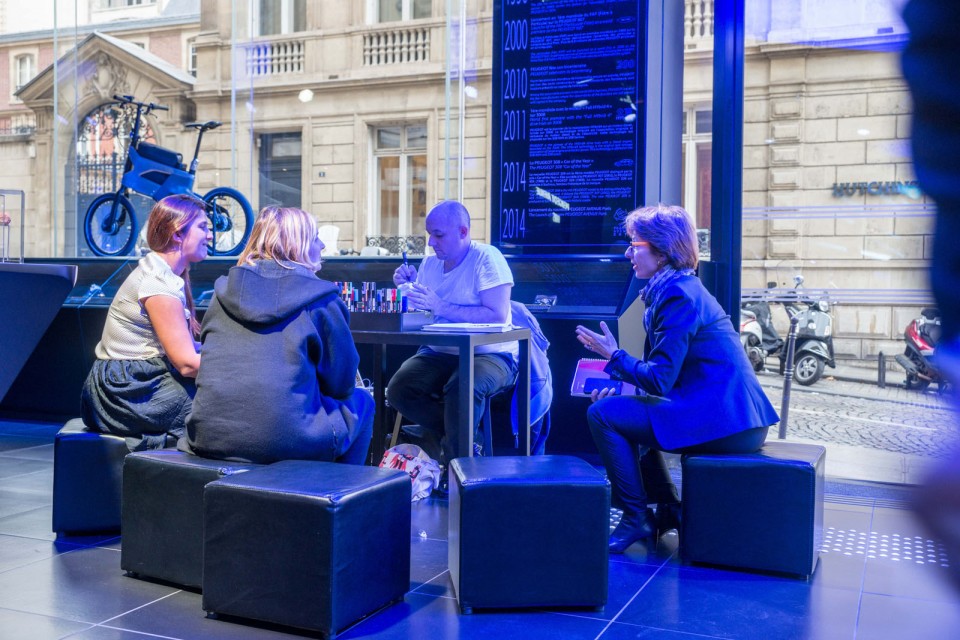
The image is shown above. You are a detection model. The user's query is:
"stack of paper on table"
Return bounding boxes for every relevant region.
[421,322,513,333]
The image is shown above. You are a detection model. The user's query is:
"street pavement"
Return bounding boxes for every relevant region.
[753,359,958,485]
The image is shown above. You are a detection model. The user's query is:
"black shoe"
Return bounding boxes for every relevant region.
[655,502,681,535]
[433,469,449,497]
[609,508,656,554]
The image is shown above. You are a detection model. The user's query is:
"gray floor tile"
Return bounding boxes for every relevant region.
[0,545,178,623]
[857,592,960,640]
[0,606,93,640]
[0,418,958,640]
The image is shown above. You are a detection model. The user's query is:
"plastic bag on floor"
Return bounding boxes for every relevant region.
[379,443,442,502]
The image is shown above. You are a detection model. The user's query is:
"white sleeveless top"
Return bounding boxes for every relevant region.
[94,251,191,360]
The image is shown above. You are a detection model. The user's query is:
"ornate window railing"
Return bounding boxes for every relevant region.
[363,26,430,66]
[685,0,714,48]
[366,235,426,255]
[0,114,37,136]
[242,38,305,77]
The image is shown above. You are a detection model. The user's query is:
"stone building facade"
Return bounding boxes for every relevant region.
[0,0,932,362]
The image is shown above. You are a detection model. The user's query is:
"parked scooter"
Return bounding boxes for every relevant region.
[895,308,951,394]
[776,275,836,386]
[740,282,783,372]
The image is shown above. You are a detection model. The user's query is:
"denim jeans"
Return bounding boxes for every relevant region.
[386,349,518,464]
[337,387,375,465]
[587,395,769,518]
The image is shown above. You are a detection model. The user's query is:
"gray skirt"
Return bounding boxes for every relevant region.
[81,357,196,451]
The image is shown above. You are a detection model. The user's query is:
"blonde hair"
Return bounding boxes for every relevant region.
[145,194,208,336]
[237,206,322,270]
[624,204,699,270]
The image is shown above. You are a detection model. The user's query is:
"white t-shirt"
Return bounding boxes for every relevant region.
[416,241,517,358]
[95,251,191,360]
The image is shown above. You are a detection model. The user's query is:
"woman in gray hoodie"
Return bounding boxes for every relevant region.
[185,206,372,464]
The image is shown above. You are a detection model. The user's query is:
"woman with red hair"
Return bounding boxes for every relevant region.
[81,194,211,451]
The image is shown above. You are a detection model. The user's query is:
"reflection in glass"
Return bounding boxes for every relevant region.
[408,154,427,237]
[406,125,427,149]
[377,127,402,149]
[378,155,400,237]
[379,0,431,22]
[259,0,306,36]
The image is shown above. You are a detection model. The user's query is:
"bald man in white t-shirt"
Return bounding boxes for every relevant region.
[387,201,518,471]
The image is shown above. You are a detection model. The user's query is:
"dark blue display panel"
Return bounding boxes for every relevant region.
[492,0,647,255]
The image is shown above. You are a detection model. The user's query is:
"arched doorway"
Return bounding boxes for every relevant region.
[74,100,159,256]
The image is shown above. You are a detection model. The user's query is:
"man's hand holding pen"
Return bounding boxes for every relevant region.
[393,263,418,287]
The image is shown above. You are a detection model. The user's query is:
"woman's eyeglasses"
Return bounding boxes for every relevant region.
[630,240,650,247]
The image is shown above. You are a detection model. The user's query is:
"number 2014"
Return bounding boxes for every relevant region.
[502,161,527,192]
[501,208,526,239]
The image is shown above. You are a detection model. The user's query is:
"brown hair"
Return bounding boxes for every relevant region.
[145,194,208,335]
[624,204,699,270]
[238,206,322,271]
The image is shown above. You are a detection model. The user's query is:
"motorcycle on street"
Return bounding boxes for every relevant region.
[895,308,952,394]
[777,275,836,386]
[741,274,836,386]
[740,281,784,372]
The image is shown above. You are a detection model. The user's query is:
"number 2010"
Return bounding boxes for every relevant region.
[503,68,528,100]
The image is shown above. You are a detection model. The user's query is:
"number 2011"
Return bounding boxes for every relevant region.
[502,110,527,141]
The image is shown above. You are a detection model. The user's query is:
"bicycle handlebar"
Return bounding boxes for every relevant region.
[185,121,222,131]
[112,94,169,112]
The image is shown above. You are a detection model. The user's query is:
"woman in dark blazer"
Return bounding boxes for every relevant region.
[576,204,778,553]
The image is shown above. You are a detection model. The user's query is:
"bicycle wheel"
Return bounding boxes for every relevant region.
[84,193,137,257]
[201,187,253,256]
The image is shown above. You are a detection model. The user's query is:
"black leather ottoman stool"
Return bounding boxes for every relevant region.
[202,460,411,637]
[53,418,128,535]
[448,455,610,614]
[121,450,262,589]
[680,441,826,578]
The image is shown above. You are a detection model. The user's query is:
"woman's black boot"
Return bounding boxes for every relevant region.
[609,508,656,554]
[655,502,681,535]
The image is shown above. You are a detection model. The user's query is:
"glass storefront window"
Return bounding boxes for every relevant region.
[733,0,942,487]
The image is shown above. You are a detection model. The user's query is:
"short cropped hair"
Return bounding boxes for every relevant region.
[428,200,471,229]
[238,206,322,270]
[624,204,699,270]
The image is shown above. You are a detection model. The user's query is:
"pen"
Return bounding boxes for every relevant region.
[402,250,408,267]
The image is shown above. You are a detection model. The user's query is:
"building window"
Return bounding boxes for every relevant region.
[259,132,302,209]
[681,107,713,236]
[372,123,427,239]
[258,0,307,36]
[187,40,197,77]
[378,0,431,22]
[14,54,35,94]
[99,0,156,7]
